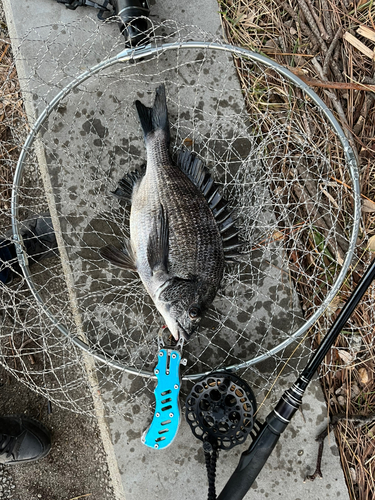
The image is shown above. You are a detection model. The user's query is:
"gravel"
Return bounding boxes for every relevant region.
[0,467,16,499]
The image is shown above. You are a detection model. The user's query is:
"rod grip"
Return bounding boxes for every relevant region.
[217,389,302,500]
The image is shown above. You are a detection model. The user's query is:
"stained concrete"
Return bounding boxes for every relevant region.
[3,0,349,499]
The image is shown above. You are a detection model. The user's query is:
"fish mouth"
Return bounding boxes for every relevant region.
[176,320,192,341]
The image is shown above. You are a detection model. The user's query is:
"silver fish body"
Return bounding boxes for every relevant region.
[100,85,240,340]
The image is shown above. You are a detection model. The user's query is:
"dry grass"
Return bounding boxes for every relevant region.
[0,17,24,216]
[219,1,375,499]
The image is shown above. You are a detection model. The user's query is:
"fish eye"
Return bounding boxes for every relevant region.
[188,306,201,320]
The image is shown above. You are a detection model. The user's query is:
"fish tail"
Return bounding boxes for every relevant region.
[135,84,170,143]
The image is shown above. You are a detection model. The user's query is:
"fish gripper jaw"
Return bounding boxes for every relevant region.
[142,348,184,449]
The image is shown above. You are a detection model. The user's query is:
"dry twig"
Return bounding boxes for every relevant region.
[304,0,331,40]
[321,0,334,40]
[281,2,320,51]
[323,28,343,77]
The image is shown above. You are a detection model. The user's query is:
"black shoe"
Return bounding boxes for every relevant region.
[0,416,51,464]
[16,213,58,262]
[0,214,58,284]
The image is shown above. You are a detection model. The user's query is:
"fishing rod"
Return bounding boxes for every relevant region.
[214,256,375,500]
[185,256,375,500]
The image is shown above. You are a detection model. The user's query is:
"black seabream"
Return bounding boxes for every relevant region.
[100,84,241,340]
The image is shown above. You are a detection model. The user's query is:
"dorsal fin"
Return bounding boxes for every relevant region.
[177,149,207,188]
[177,148,243,261]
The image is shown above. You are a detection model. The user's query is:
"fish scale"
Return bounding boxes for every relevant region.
[134,125,224,278]
[135,159,223,283]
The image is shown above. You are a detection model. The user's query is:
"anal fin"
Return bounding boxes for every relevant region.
[111,165,146,203]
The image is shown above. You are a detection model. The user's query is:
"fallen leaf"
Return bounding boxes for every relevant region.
[344,32,375,60]
[290,66,308,76]
[330,395,338,406]
[358,367,369,385]
[350,384,361,400]
[289,250,298,263]
[337,349,356,365]
[349,467,357,484]
[272,230,284,242]
[183,137,193,148]
[357,25,375,42]
[366,423,375,438]
[368,235,375,251]
[337,395,346,406]
[264,39,279,50]
[335,382,347,396]
[326,295,344,316]
[362,198,375,213]
[241,12,256,25]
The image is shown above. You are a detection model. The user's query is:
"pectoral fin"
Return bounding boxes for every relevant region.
[100,240,137,272]
[147,205,169,274]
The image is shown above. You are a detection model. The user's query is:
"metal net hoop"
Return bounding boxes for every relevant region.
[11,39,361,381]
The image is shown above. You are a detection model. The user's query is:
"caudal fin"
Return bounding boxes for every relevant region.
[135,84,170,142]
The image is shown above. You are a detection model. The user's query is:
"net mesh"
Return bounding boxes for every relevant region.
[0,17,364,416]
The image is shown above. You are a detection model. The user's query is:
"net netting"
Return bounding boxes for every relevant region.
[0,17,365,416]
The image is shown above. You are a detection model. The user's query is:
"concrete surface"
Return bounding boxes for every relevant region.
[2,0,350,499]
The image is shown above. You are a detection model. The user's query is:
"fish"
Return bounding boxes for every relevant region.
[100,84,241,341]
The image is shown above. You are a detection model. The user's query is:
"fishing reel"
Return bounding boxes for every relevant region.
[55,0,151,46]
[185,372,258,451]
[111,0,151,46]
[185,372,259,500]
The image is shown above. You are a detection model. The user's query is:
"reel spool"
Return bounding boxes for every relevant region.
[185,372,257,450]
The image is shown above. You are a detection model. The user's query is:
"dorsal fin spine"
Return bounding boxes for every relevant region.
[209,193,222,210]
[207,188,220,204]
[222,230,241,242]
[220,219,236,233]
[202,178,214,197]
[213,204,228,219]
[224,242,243,251]
[216,208,234,224]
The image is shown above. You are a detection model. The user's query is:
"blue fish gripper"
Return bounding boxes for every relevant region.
[142,348,184,450]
